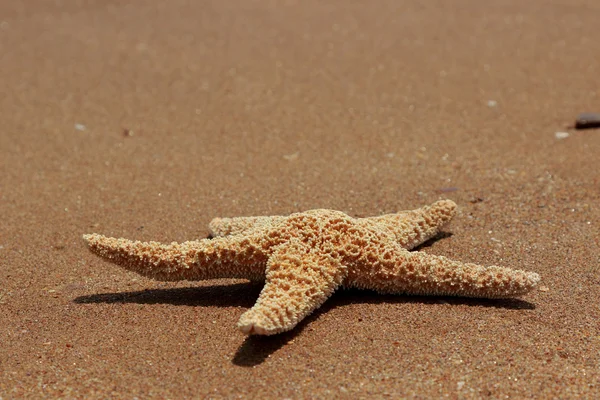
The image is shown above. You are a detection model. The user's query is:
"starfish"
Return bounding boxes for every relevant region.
[82,200,540,335]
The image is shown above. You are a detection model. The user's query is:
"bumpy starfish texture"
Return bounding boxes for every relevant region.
[83,200,540,335]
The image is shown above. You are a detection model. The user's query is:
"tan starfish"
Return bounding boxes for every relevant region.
[82,200,540,335]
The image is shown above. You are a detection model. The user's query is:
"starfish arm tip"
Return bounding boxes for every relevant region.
[82,233,112,250]
[472,268,541,298]
[520,271,541,294]
[237,319,273,336]
[237,310,287,335]
[428,199,458,222]
[529,271,541,284]
[207,218,224,236]
[82,233,96,243]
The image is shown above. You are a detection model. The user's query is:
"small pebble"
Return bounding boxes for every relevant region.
[555,132,570,140]
[487,100,497,107]
[75,123,86,131]
[575,112,600,130]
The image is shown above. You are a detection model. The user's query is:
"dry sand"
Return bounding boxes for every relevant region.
[1,0,599,398]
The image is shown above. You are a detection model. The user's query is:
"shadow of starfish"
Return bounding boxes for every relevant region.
[232,332,299,366]
[229,292,536,367]
[74,282,262,307]
[73,277,534,313]
[73,281,535,367]
[413,231,453,250]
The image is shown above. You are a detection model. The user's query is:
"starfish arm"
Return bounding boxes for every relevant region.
[208,216,286,237]
[82,234,267,281]
[237,242,347,335]
[346,248,540,298]
[367,200,457,250]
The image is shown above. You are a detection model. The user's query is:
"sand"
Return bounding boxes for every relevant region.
[1,0,599,398]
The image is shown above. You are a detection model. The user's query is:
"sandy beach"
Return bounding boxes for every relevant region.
[1,0,599,398]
